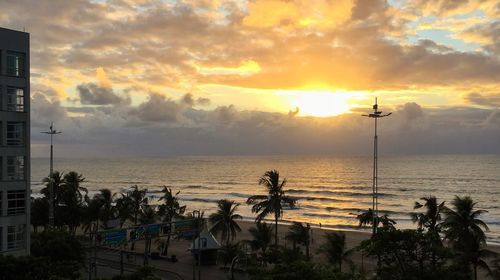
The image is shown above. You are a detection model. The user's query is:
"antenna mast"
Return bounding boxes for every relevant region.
[362,98,391,234]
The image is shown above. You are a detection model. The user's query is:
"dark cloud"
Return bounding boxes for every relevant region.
[28,95,500,157]
[181,93,196,106]
[210,105,238,123]
[460,21,500,55]
[399,102,424,120]
[77,83,130,105]
[128,93,183,123]
[196,97,211,106]
[181,93,211,107]
[464,92,500,107]
[30,93,68,127]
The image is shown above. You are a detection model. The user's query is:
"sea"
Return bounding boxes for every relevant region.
[30,155,500,245]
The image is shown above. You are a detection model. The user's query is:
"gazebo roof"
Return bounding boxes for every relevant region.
[189,229,221,251]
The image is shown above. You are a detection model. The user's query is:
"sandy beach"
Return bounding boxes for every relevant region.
[105,220,499,280]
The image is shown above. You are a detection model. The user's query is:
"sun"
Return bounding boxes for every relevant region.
[286,90,352,117]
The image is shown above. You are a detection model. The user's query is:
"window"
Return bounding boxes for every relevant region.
[6,122,24,146]
[6,87,24,112]
[6,52,25,77]
[7,225,25,250]
[0,191,2,216]
[7,190,25,215]
[7,156,25,180]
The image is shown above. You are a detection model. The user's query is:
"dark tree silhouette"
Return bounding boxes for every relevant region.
[318,231,353,272]
[209,199,242,245]
[441,196,493,280]
[247,170,296,246]
[285,222,311,259]
[157,186,186,255]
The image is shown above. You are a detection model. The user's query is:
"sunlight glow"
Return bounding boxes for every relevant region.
[283,90,353,117]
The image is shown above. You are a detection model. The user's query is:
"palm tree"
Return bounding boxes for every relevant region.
[285,222,311,259]
[60,171,87,233]
[318,231,353,272]
[138,205,157,260]
[157,186,186,255]
[411,196,445,232]
[115,193,133,228]
[357,209,374,227]
[41,171,64,226]
[246,170,296,246]
[62,171,87,202]
[94,189,116,229]
[246,222,274,254]
[209,199,242,245]
[126,185,148,251]
[357,209,395,232]
[491,257,500,279]
[441,196,491,280]
[129,185,148,225]
[139,205,157,225]
[81,194,101,234]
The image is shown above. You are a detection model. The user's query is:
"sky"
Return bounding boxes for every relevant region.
[1,0,499,157]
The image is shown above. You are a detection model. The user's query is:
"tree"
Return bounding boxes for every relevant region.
[115,193,134,228]
[357,209,396,232]
[139,205,157,225]
[247,170,296,246]
[81,194,102,234]
[360,227,463,280]
[41,171,64,226]
[31,197,48,232]
[318,232,353,272]
[157,186,186,255]
[209,199,242,245]
[59,171,87,233]
[94,188,116,229]
[441,196,493,280]
[285,222,311,259]
[31,230,86,279]
[410,196,446,268]
[129,185,148,225]
[127,185,149,250]
[248,260,356,280]
[411,196,445,233]
[218,242,244,267]
[138,204,158,257]
[41,171,64,206]
[246,222,274,255]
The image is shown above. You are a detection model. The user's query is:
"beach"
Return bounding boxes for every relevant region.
[31,155,500,245]
[99,220,500,280]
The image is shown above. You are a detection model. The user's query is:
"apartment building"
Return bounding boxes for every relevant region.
[0,27,30,256]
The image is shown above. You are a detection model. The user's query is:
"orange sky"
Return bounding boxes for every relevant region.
[1,0,499,156]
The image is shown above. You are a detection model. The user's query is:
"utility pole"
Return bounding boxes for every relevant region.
[362,98,391,234]
[41,122,62,229]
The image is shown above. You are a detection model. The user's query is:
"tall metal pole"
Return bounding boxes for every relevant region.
[362,98,391,235]
[41,122,61,229]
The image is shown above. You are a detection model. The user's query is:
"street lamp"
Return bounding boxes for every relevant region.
[41,122,62,229]
[362,98,391,234]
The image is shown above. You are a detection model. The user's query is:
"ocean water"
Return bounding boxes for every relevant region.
[30,155,500,244]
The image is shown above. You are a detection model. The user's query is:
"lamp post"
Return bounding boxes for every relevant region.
[41,122,61,229]
[362,98,391,234]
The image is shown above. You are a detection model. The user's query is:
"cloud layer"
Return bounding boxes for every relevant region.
[0,0,498,157]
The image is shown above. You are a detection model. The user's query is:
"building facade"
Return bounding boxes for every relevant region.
[0,27,30,256]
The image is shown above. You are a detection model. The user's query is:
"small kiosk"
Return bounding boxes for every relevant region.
[188,229,221,265]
